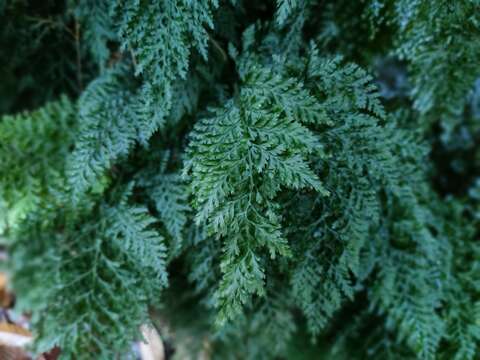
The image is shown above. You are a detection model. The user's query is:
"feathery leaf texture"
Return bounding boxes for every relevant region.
[185,62,332,323]
[2,1,480,359]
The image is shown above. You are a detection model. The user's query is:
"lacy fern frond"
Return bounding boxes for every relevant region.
[367,0,480,135]
[67,67,162,200]
[136,152,191,257]
[106,203,168,286]
[111,0,218,116]
[75,0,116,70]
[276,0,302,25]
[185,62,328,323]
[0,96,75,221]
[10,190,168,358]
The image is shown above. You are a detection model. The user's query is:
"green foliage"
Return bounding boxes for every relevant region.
[1,1,479,359]
[0,96,75,222]
[75,0,116,70]
[11,196,167,359]
[112,0,218,128]
[136,151,190,257]
[67,67,143,199]
[184,56,334,323]
[105,201,168,286]
[276,0,302,24]
[367,0,480,135]
[1,95,168,358]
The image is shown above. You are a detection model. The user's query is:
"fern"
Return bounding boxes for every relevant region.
[366,0,480,135]
[1,98,168,358]
[276,0,302,25]
[136,151,190,257]
[67,67,159,199]
[2,1,480,359]
[0,96,75,221]
[440,196,480,360]
[184,58,332,322]
[11,197,167,358]
[106,203,168,286]
[111,0,218,127]
[75,0,116,70]
[113,0,217,83]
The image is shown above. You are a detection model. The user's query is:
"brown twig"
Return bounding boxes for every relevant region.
[74,21,83,91]
[209,34,227,62]
[129,43,138,69]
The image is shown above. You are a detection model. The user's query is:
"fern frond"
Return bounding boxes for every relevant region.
[106,204,168,287]
[67,68,162,200]
[276,0,301,25]
[0,96,75,219]
[112,0,217,88]
[11,192,168,358]
[185,63,328,323]
[75,0,116,70]
[369,0,480,135]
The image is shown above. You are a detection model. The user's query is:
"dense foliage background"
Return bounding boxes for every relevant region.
[1,0,480,359]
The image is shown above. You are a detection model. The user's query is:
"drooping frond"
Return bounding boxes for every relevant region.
[67,67,162,200]
[10,191,168,358]
[0,96,75,220]
[111,0,218,122]
[106,204,168,286]
[276,0,301,25]
[185,61,328,323]
[367,0,480,135]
